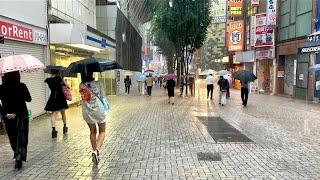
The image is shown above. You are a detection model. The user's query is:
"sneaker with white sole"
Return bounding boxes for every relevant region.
[92,151,99,164]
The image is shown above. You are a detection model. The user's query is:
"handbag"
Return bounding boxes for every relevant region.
[62,85,72,101]
[84,83,110,115]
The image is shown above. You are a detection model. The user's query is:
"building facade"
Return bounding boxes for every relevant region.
[0,0,49,117]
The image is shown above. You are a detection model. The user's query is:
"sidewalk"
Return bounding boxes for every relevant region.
[1,87,320,179]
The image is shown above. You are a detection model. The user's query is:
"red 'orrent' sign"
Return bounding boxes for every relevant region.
[0,21,33,42]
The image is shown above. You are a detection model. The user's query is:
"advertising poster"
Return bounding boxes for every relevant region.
[227,20,244,52]
[211,0,227,23]
[229,0,243,16]
[255,13,274,47]
[266,0,277,29]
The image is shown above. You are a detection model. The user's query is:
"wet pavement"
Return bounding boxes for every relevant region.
[1,86,320,179]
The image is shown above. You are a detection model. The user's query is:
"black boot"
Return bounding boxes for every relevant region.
[15,159,22,169]
[63,126,68,134]
[52,130,57,138]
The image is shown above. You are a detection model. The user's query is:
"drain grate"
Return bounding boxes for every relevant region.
[198,116,253,143]
[197,152,222,161]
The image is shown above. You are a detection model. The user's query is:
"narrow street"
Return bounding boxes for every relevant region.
[1,87,320,179]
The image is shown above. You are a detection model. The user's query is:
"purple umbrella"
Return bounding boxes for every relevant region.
[164,73,177,80]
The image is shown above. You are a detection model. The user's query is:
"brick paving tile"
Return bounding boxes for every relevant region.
[1,87,320,179]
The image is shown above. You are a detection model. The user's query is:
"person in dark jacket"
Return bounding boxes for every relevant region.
[241,81,249,107]
[166,79,176,105]
[0,71,31,169]
[45,70,69,138]
[217,76,229,106]
[124,75,132,95]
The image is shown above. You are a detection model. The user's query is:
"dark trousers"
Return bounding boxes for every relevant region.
[4,113,29,161]
[241,87,249,106]
[147,86,152,96]
[125,86,130,94]
[227,88,230,98]
[207,84,213,99]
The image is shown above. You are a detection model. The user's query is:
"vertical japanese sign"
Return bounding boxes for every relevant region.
[250,16,256,47]
[229,0,243,16]
[227,20,244,52]
[255,13,274,47]
[266,0,277,29]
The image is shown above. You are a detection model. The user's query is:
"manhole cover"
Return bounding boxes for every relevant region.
[197,152,221,161]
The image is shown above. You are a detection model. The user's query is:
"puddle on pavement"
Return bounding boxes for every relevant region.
[197,152,222,161]
[197,116,253,143]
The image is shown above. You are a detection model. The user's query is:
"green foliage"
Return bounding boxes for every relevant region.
[151,0,211,73]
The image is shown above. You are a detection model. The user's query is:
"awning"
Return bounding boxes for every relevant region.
[49,24,116,52]
[298,41,320,54]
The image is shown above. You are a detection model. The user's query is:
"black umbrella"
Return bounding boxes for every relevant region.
[66,57,122,74]
[234,70,257,82]
[44,65,77,77]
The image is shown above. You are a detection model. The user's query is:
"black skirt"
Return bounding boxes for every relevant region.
[167,88,175,97]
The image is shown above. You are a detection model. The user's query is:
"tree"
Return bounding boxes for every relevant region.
[151,0,211,95]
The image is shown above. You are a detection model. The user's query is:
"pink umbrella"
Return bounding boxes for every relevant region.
[164,73,177,80]
[0,55,45,75]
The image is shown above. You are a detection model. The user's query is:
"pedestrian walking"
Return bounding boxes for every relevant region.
[188,76,195,96]
[218,76,229,106]
[241,81,249,107]
[146,75,154,96]
[44,70,69,138]
[79,72,107,165]
[124,75,131,95]
[206,74,214,100]
[159,76,163,88]
[166,79,176,105]
[0,71,32,169]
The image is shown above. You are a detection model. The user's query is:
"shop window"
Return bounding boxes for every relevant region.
[297,53,309,63]
[296,12,312,37]
[290,0,296,24]
[280,14,290,28]
[288,25,296,39]
[280,27,289,41]
[296,0,312,15]
[280,0,290,15]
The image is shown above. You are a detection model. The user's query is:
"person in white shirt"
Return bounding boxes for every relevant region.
[206,74,214,100]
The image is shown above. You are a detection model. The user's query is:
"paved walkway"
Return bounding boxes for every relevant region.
[1,86,320,179]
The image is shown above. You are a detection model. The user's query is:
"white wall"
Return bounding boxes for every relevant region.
[50,0,96,28]
[0,0,47,28]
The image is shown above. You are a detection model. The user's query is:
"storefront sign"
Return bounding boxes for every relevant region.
[299,46,320,53]
[34,31,47,44]
[277,71,284,78]
[0,20,32,42]
[266,0,277,29]
[230,0,243,16]
[255,13,274,47]
[235,50,255,62]
[227,20,244,52]
[308,32,320,42]
[299,74,304,80]
[250,16,256,47]
[256,48,274,59]
[251,0,259,5]
[211,0,227,23]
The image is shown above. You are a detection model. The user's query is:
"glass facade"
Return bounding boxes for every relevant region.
[279,0,312,41]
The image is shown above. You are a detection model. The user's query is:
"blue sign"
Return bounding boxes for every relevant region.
[317,0,320,31]
[86,35,116,49]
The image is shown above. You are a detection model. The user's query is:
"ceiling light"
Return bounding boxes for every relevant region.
[66,44,103,52]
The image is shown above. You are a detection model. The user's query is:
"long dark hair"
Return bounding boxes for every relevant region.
[2,71,20,84]
[81,72,94,83]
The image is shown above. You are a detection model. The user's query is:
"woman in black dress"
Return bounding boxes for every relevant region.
[166,79,176,105]
[45,70,69,138]
[0,71,31,169]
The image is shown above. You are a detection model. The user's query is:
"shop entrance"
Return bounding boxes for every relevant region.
[295,54,310,99]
